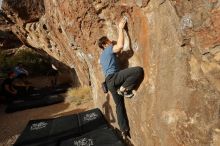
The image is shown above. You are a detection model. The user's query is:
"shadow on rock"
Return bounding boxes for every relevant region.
[102,93,116,123]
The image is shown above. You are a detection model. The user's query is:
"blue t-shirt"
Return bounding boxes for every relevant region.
[100,45,119,77]
[14,66,24,76]
[14,66,27,77]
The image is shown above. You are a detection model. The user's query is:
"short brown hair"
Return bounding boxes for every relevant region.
[98,36,109,49]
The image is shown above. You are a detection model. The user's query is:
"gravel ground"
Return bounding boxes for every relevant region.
[0,98,93,146]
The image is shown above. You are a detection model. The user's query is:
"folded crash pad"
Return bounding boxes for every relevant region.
[6,95,64,113]
[30,84,71,98]
[19,142,58,146]
[78,108,109,134]
[14,108,114,146]
[60,128,125,146]
[50,114,80,140]
[14,114,79,146]
[14,119,53,146]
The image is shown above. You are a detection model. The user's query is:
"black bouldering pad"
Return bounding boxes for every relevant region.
[14,114,80,146]
[14,108,119,146]
[78,108,109,134]
[60,128,126,146]
[50,114,80,141]
[30,84,71,98]
[19,142,58,146]
[14,119,53,146]
[6,95,64,113]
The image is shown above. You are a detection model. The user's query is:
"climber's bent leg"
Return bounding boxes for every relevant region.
[114,66,144,91]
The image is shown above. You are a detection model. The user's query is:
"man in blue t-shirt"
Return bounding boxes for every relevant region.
[99,17,144,138]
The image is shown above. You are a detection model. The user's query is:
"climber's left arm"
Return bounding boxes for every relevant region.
[113,17,127,53]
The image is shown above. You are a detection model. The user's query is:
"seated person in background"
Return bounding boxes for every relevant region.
[14,63,29,79]
[1,72,17,104]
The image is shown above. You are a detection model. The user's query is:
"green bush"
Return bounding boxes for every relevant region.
[0,48,51,76]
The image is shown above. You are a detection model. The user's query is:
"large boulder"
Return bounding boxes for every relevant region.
[1,0,220,145]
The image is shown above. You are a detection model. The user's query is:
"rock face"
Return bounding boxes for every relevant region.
[1,0,220,145]
[0,11,22,49]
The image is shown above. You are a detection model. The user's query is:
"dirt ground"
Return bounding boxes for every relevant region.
[0,97,94,146]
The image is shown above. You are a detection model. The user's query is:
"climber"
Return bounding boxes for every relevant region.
[98,17,144,137]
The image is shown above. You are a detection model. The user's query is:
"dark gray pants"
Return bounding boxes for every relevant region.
[105,66,144,131]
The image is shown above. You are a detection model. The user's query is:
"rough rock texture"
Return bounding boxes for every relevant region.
[0,11,21,49]
[1,0,220,145]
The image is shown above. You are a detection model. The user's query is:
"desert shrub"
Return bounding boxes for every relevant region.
[66,86,92,105]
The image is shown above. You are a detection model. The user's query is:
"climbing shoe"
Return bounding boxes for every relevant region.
[124,90,134,98]
[117,89,124,96]
[122,129,131,139]
[117,89,134,98]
